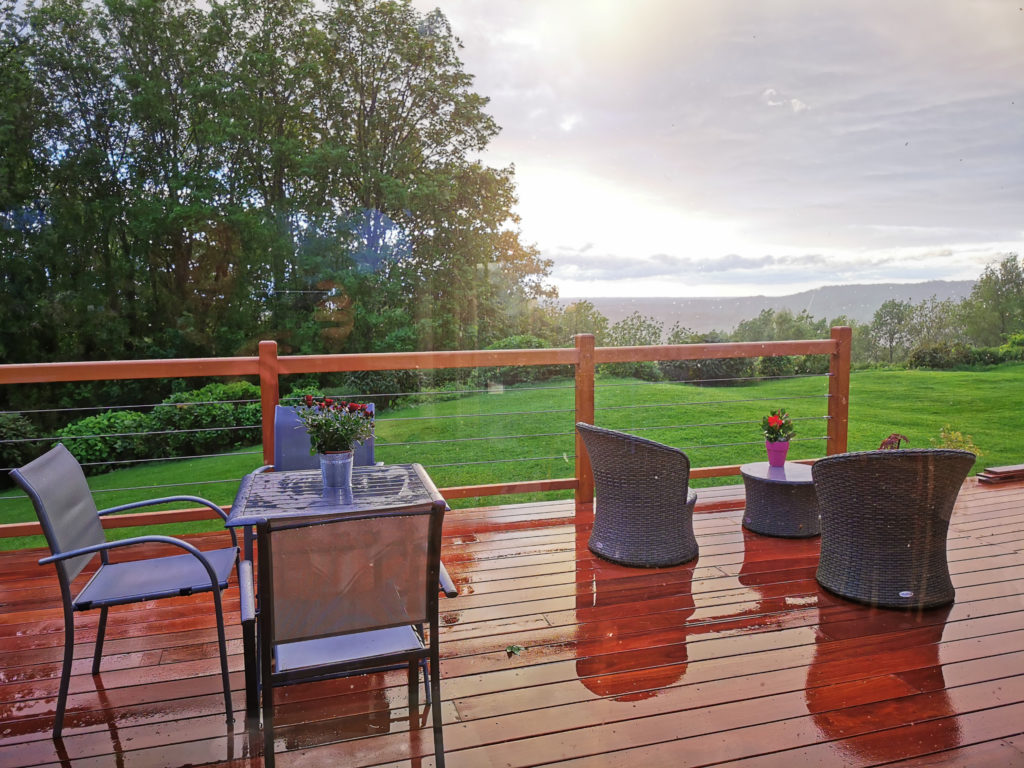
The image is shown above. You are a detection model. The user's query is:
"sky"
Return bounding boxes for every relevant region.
[412,0,1024,298]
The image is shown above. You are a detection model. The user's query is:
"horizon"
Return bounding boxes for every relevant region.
[556,276,975,302]
[417,1,1024,299]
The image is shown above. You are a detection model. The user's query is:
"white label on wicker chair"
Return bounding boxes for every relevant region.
[898,590,914,598]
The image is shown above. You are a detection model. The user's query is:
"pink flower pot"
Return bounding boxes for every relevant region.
[765,440,789,467]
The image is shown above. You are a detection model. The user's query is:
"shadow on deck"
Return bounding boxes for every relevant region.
[1,480,1023,767]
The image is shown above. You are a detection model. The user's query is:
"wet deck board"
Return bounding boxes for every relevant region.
[0,481,1022,767]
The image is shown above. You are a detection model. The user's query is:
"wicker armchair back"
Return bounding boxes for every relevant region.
[812,448,975,609]
[576,423,698,568]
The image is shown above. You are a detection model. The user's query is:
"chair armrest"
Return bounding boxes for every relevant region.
[39,535,230,590]
[238,560,256,625]
[98,495,229,520]
[97,495,236,547]
[253,465,272,474]
[439,561,457,598]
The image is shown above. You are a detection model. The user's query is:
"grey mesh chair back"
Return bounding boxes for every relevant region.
[13,444,105,584]
[252,501,447,766]
[10,443,239,738]
[274,403,375,470]
[812,448,975,609]
[576,423,699,567]
[266,511,431,643]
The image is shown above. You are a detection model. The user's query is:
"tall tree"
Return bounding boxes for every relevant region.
[962,254,1024,346]
[870,299,916,364]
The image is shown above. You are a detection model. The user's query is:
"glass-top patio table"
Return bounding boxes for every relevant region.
[226,463,454,715]
[226,463,443,528]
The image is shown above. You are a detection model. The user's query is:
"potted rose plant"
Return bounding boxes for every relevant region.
[296,395,374,488]
[761,408,795,467]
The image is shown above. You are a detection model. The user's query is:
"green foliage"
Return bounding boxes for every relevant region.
[931,425,982,456]
[479,335,563,385]
[733,308,828,342]
[761,408,796,442]
[151,382,261,456]
[0,413,44,486]
[757,355,797,378]
[57,410,154,474]
[961,254,1024,346]
[0,0,554,368]
[870,299,916,364]
[547,300,609,346]
[295,398,374,453]
[907,342,971,369]
[341,369,425,409]
[795,354,830,375]
[600,312,664,380]
[662,327,754,385]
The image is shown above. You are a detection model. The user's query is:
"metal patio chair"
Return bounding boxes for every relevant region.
[9,444,239,738]
[242,499,447,766]
[576,422,699,567]
[273,403,375,470]
[812,448,976,609]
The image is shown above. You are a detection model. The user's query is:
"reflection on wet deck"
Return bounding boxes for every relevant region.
[1,479,1023,767]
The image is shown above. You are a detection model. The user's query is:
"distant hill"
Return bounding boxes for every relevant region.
[559,280,975,333]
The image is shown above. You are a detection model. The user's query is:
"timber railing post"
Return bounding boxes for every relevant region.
[574,334,595,511]
[259,340,280,466]
[827,326,851,456]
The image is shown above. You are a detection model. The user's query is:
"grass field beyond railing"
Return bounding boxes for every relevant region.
[2,363,1021,551]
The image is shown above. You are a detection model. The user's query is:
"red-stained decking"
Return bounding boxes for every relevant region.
[1,480,1023,767]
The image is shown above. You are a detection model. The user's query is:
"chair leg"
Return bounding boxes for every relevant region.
[210,586,233,724]
[53,612,76,739]
[421,658,432,703]
[429,648,444,768]
[261,647,274,767]
[91,606,108,675]
[242,615,258,717]
[407,661,419,717]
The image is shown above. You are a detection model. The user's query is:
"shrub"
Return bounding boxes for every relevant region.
[931,425,982,456]
[480,335,563,385]
[0,413,45,485]
[907,342,971,369]
[794,354,830,375]
[662,356,753,386]
[341,369,425,409]
[150,381,262,456]
[965,346,1007,366]
[757,355,797,378]
[57,409,155,474]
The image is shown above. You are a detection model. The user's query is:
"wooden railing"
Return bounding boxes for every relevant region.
[0,327,851,535]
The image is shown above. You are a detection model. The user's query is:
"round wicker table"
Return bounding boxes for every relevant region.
[740,461,820,538]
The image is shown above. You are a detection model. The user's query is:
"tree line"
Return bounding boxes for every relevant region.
[1,0,555,369]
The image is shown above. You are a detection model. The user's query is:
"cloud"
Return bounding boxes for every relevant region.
[417,0,1024,296]
[761,88,809,113]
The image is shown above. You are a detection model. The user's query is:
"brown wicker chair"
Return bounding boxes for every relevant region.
[812,448,975,609]
[576,423,698,567]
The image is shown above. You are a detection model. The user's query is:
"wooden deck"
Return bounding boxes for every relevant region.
[1,480,1023,767]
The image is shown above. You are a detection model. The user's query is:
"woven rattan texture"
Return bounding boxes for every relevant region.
[742,475,821,538]
[577,423,699,568]
[812,449,975,609]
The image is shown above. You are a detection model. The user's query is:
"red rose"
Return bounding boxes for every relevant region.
[304,394,314,405]
[324,398,334,406]
[768,415,783,428]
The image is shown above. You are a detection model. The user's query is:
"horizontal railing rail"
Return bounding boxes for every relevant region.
[0,327,851,538]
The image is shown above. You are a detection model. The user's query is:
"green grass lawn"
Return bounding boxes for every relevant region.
[3,362,1022,551]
